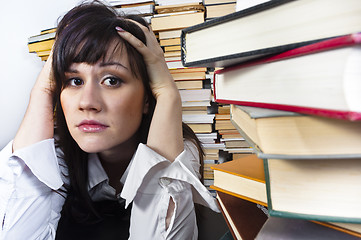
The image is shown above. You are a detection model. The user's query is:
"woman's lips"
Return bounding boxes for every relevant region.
[77,120,108,133]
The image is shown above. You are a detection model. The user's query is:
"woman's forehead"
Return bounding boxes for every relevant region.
[101,40,130,66]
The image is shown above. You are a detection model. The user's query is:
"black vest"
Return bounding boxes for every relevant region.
[55,200,132,240]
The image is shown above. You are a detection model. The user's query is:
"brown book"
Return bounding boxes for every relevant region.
[188,123,213,133]
[151,11,204,31]
[171,71,206,80]
[211,154,267,206]
[221,132,244,139]
[316,222,361,238]
[215,119,236,131]
[159,37,181,46]
[256,217,361,240]
[217,105,230,114]
[216,191,268,240]
[224,140,250,148]
[205,3,236,19]
[215,114,231,120]
[175,80,203,90]
[155,3,205,14]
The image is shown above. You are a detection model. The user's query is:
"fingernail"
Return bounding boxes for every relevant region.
[115,26,125,32]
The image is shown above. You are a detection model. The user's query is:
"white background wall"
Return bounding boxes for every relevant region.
[0,0,97,149]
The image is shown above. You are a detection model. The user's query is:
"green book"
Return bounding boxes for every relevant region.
[264,157,361,225]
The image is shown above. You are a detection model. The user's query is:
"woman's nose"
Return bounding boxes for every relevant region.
[78,82,102,112]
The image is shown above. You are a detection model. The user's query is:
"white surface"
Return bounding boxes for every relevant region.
[0,0,89,149]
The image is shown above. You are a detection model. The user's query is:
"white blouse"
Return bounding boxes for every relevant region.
[0,139,219,240]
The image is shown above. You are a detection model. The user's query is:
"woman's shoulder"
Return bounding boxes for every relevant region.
[183,139,201,160]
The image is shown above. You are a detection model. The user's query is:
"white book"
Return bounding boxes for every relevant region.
[166,60,183,69]
[108,0,153,6]
[179,89,212,102]
[116,4,154,15]
[155,0,201,6]
[235,0,270,11]
[182,114,215,124]
[182,101,211,107]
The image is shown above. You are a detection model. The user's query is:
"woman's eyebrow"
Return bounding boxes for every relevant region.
[100,61,128,70]
[66,68,78,73]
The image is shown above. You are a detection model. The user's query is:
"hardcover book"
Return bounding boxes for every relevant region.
[181,0,361,67]
[256,217,361,240]
[211,154,267,205]
[216,191,268,240]
[264,157,361,224]
[230,104,361,159]
[214,33,361,121]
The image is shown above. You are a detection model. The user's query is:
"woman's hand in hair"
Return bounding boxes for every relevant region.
[13,50,55,152]
[32,50,55,97]
[116,22,178,99]
[116,22,183,162]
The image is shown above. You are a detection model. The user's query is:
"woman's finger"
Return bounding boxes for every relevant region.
[116,27,149,56]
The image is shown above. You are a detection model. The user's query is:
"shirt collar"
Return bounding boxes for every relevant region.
[87,153,109,191]
[87,152,134,191]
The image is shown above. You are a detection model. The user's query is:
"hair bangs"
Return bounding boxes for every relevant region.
[54,12,148,85]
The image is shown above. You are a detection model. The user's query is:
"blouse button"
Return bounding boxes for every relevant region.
[159,177,172,187]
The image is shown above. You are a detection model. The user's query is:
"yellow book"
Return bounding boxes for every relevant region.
[164,45,181,52]
[36,50,51,57]
[28,39,54,53]
[188,123,213,133]
[159,37,181,46]
[40,27,56,34]
[41,56,49,61]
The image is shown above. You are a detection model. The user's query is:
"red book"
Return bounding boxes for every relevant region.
[214,33,361,121]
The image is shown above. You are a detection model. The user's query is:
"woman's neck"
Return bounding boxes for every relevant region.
[98,135,139,194]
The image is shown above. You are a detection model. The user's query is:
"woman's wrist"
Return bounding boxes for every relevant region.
[13,69,55,152]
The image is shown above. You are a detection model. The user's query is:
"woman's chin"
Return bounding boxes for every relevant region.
[76,140,107,153]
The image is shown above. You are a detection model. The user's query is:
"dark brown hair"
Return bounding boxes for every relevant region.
[52,1,204,223]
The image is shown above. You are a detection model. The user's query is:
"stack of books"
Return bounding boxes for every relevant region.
[110,0,155,24]
[27,1,156,61]
[27,28,56,61]
[182,0,361,239]
[215,104,253,158]
[151,0,223,190]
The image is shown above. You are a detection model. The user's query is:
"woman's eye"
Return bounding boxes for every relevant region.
[67,78,83,86]
[102,77,122,87]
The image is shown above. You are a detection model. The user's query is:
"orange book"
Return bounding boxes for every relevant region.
[211,154,267,206]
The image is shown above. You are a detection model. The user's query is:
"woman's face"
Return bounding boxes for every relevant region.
[60,47,147,154]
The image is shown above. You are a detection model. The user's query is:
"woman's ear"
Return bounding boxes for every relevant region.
[143,95,149,114]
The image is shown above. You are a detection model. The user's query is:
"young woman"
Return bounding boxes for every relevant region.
[0,2,219,239]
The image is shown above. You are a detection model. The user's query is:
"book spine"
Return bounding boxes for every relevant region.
[216,99,361,121]
[182,0,293,34]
